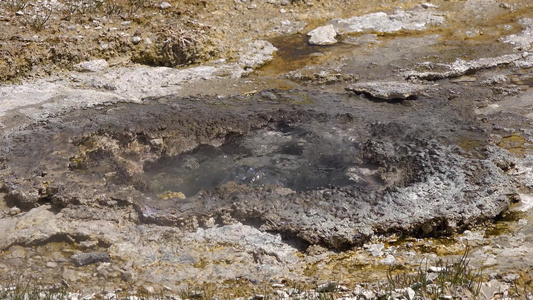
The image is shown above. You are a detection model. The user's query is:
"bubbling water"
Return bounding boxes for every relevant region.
[142,122,363,198]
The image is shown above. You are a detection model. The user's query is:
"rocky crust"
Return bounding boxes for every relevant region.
[0,88,516,250]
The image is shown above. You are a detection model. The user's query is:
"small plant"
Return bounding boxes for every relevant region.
[385,244,483,299]
[63,1,80,16]
[103,0,123,16]
[0,278,68,300]
[78,0,102,15]
[5,0,29,11]
[26,5,53,32]
[128,0,151,15]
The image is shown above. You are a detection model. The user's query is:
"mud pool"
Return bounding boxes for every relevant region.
[143,121,366,197]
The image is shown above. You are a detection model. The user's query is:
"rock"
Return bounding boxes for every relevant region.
[503,273,519,283]
[405,53,526,80]
[353,286,376,300]
[379,255,396,265]
[499,2,511,9]
[79,240,99,249]
[261,91,278,100]
[8,206,21,216]
[120,270,135,282]
[46,261,58,268]
[428,266,446,272]
[346,81,427,100]
[337,285,349,292]
[74,59,108,72]
[307,24,337,45]
[459,230,485,241]
[159,2,171,9]
[131,36,142,45]
[317,282,337,292]
[284,66,359,85]
[204,217,215,228]
[188,290,202,298]
[482,74,508,85]
[421,3,438,9]
[364,243,384,257]
[5,187,39,209]
[274,290,289,300]
[104,293,116,300]
[71,252,111,267]
[501,18,533,50]
[405,287,416,300]
[479,280,510,300]
[514,54,533,68]
[326,9,444,35]
[238,40,278,69]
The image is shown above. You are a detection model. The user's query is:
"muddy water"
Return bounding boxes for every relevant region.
[143,121,365,198]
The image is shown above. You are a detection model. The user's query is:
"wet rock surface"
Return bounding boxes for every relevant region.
[323,7,445,36]
[346,81,428,100]
[0,88,516,250]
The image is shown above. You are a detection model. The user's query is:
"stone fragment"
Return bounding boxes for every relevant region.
[121,270,135,282]
[379,254,396,265]
[514,54,533,68]
[74,59,108,72]
[131,36,142,45]
[364,243,384,257]
[346,81,427,100]
[79,240,99,249]
[503,273,519,283]
[428,266,446,272]
[105,293,117,300]
[6,187,39,209]
[317,282,337,292]
[8,206,21,216]
[46,261,58,268]
[326,9,444,35]
[406,287,416,300]
[274,290,289,299]
[501,18,533,50]
[307,24,337,45]
[405,53,526,80]
[238,40,278,69]
[159,2,171,9]
[421,3,438,8]
[71,252,110,267]
[499,2,511,9]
